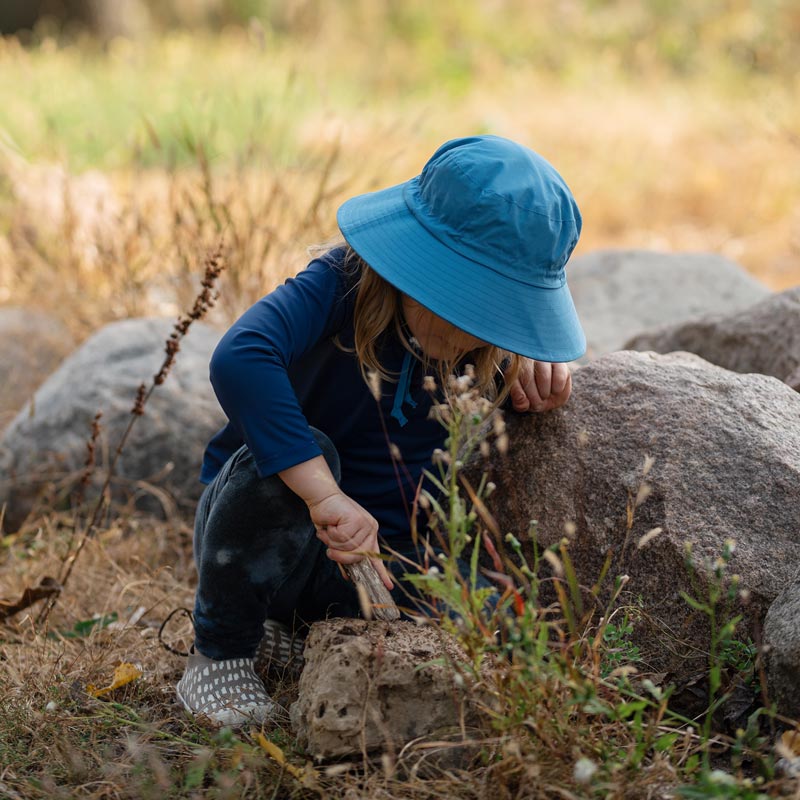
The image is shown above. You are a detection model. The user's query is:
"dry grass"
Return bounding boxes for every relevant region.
[2,6,800,796]
[0,22,799,348]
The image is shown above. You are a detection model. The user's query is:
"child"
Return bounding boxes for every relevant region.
[176,135,585,726]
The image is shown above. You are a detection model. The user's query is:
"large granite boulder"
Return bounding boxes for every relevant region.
[568,250,770,358]
[480,351,800,692]
[0,317,224,529]
[291,619,482,759]
[0,308,75,427]
[625,287,800,388]
[764,577,800,720]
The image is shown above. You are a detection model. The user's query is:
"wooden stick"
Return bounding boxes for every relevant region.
[345,561,400,621]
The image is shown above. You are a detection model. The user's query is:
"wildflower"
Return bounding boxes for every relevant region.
[739,588,751,604]
[637,526,663,549]
[423,375,437,392]
[634,483,651,506]
[389,443,401,460]
[456,374,472,392]
[492,414,506,437]
[477,397,493,415]
[496,433,509,454]
[367,369,381,401]
[573,758,597,784]
[485,481,496,497]
[426,566,440,576]
[479,440,490,458]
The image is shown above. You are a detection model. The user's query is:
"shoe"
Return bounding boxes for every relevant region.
[176,649,283,727]
[254,619,306,678]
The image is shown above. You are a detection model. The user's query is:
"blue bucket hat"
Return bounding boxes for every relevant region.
[337,135,586,362]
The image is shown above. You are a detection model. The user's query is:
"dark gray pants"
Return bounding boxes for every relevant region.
[192,430,364,659]
[192,430,496,660]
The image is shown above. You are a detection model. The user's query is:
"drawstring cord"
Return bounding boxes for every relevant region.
[390,347,418,427]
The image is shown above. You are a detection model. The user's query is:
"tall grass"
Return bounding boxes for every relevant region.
[0,2,798,327]
[399,371,787,799]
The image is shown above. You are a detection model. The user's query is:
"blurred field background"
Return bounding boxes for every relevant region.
[0,0,798,343]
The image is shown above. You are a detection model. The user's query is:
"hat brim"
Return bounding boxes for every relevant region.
[337,182,586,362]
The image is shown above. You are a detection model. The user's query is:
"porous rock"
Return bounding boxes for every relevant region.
[480,350,800,691]
[568,250,770,358]
[0,317,224,528]
[290,619,482,759]
[764,578,800,720]
[0,308,75,426]
[625,287,800,387]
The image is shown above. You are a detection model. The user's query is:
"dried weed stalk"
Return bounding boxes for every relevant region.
[35,243,226,626]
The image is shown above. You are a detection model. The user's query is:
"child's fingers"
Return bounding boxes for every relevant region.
[550,362,570,397]
[315,522,373,551]
[519,368,543,411]
[508,378,531,412]
[370,557,395,591]
[533,360,553,401]
[325,547,362,565]
[326,550,394,592]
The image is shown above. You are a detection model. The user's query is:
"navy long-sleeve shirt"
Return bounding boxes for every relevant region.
[201,248,447,542]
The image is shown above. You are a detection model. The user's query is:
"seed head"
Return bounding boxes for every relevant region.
[367,369,382,401]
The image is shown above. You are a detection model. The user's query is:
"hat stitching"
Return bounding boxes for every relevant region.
[387,211,569,292]
[401,184,571,283]
[444,155,579,224]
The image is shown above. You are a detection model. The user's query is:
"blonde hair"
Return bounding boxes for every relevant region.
[323,243,522,407]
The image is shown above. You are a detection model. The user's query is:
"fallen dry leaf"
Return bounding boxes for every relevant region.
[87,662,143,698]
[779,728,800,758]
[255,731,319,783]
[0,576,61,621]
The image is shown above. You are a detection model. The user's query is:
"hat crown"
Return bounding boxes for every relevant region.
[404,135,581,287]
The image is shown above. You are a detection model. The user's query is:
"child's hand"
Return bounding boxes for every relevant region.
[308,491,394,591]
[507,359,572,413]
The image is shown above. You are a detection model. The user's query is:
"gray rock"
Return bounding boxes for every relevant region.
[568,250,770,358]
[625,287,800,386]
[764,578,800,721]
[290,619,482,759]
[479,351,800,691]
[787,366,800,393]
[0,317,224,529]
[0,308,75,428]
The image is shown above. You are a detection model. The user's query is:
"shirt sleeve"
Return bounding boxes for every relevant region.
[208,252,353,477]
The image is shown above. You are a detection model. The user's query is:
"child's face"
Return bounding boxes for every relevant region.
[401,295,487,360]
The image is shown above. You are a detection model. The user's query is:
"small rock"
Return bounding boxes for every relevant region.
[568,250,769,358]
[290,619,483,759]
